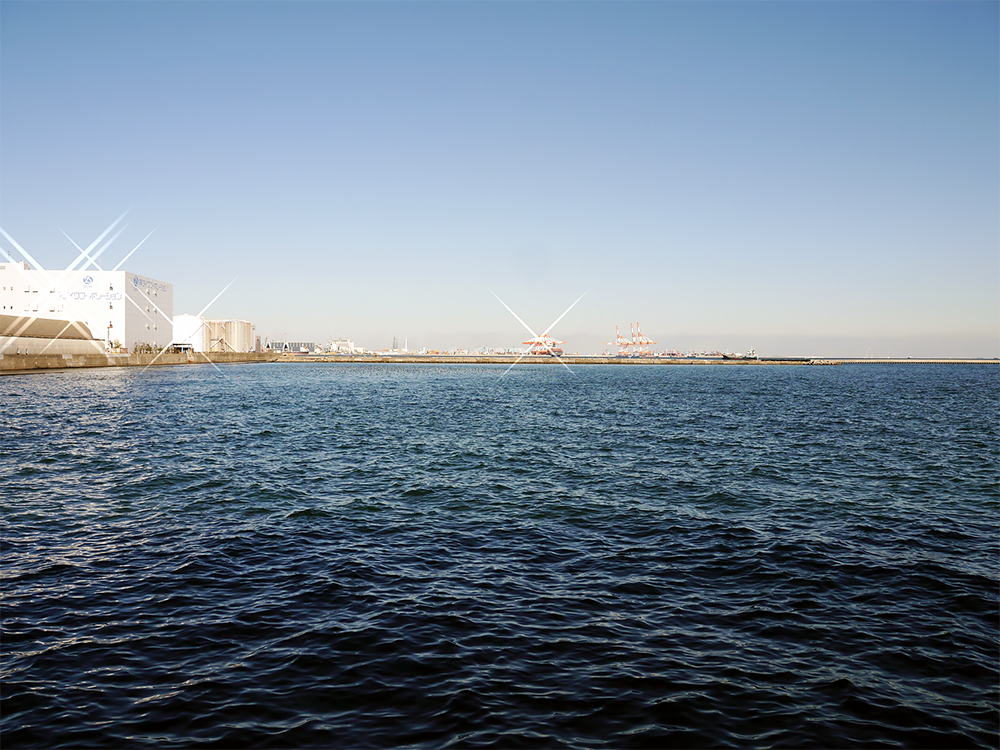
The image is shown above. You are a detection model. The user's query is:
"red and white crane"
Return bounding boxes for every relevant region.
[607,322,657,356]
[605,325,632,356]
[493,291,586,374]
[522,333,565,356]
[634,322,657,356]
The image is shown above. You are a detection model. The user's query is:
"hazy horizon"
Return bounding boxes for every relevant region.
[2,2,997,358]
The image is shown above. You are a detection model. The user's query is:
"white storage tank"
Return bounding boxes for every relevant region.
[173,314,206,352]
[204,319,255,352]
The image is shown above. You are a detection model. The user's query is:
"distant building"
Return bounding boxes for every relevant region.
[328,338,355,354]
[0,261,173,351]
[265,339,317,353]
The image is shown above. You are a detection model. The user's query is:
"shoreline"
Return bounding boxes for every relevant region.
[0,351,279,374]
[280,354,998,366]
[2,351,997,374]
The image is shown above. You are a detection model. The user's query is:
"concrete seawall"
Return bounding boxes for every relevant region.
[1,351,279,374]
[3,352,996,374]
[277,354,811,367]
[279,355,796,365]
[274,354,999,366]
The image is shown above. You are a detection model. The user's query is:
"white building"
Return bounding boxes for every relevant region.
[0,262,173,351]
[328,338,356,353]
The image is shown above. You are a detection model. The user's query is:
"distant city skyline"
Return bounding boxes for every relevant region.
[2,1,997,358]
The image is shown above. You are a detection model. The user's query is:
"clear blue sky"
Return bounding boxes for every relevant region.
[2,1,997,356]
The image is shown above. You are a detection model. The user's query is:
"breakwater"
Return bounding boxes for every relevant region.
[285,354,808,365]
[3,351,996,373]
[277,354,997,366]
[0,351,278,374]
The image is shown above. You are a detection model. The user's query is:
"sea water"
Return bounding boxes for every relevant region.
[2,363,997,747]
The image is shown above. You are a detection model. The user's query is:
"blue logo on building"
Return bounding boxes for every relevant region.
[83,275,93,286]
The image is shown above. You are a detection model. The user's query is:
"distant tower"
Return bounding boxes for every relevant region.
[392,336,398,350]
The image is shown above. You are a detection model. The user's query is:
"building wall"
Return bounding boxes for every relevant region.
[1,335,107,356]
[0,314,103,356]
[0,264,173,350]
[126,272,173,350]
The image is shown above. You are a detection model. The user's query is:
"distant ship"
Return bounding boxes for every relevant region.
[523,334,565,357]
[722,348,758,360]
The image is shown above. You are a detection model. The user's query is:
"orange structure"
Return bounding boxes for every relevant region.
[608,323,657,356]
[523,333,565,356]
[634,322,657,356]
[606,325,632,356]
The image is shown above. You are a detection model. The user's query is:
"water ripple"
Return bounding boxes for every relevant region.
[2,363,998,748]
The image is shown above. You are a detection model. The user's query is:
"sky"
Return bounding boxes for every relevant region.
[2,1,997,357]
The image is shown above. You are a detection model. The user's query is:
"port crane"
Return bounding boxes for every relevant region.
[492,291,587,375]
[606,325,632,356]
[522,333,565,356]
[607,322,657,356]
[633,322,657,356]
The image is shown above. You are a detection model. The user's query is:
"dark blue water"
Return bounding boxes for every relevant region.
[2,363,998,748]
